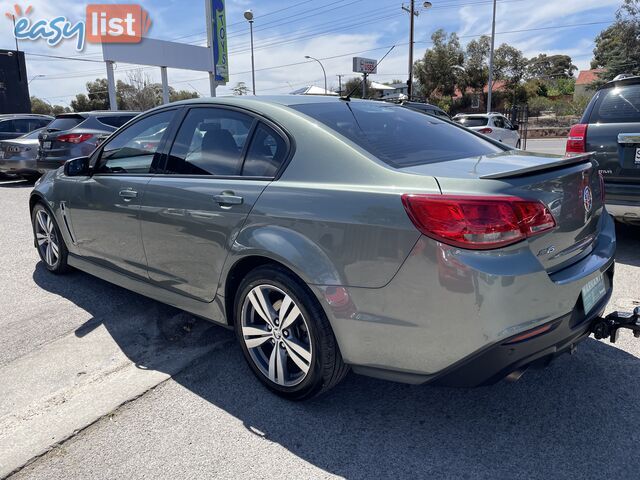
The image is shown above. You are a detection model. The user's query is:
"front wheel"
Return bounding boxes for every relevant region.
[234,266,349,400]
[31,203,71,274]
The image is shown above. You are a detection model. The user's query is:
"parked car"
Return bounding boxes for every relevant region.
[36,111,138,172]
[565,74,640,224]
[0,128,46,181]
[0,114,52,141]
[30,96,613,400]
[453,112,521,147]
[399,101,451,119]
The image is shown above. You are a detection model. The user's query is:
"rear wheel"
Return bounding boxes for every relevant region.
[234,265,348,400]
[31,203,71,274]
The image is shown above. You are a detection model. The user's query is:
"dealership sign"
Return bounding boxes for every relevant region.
[353,57,377,74]
[6,4,152,51]
[211,0,228,83]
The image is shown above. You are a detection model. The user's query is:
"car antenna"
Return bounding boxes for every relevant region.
[340,45,396,101]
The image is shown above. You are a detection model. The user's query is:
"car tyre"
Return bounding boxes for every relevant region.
[234,265,349,400]
[31,202,71,274]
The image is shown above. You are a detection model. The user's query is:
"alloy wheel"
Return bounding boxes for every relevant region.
[34,209,60,268]
[240,284,313,387]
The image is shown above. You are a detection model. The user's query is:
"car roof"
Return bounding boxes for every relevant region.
[54,111,139,118]
[599,75,640,90]
[167,95,389,109]
[0,113,53,119]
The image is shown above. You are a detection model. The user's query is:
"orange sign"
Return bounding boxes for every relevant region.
[85,4,151,44]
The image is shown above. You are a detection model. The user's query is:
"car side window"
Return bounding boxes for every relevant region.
[503,117,514,129]
[12,119,31,133]
[96,110,175,175]
[493,116,504,128]
[242,123,288,177]
[164,107,254,176]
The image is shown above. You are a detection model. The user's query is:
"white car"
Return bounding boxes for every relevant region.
[453,113,521,148]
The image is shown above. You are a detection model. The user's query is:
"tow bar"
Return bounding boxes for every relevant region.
[591,307,640,343]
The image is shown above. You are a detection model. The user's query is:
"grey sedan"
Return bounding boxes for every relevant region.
[0,128,45,180]
[30,96,615,400]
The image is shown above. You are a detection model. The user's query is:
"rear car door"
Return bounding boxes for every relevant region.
[61,109,177,279]
[140,106,289,301]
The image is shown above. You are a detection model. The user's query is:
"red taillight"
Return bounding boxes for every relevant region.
[56,133,94,144]
[401,194,556,250]
[565,123,587,155]
[478,127,493,134]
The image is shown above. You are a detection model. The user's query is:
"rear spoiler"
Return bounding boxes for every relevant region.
[480,153,594,180]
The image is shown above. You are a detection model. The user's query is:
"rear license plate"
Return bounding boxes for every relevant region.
[635,148,640,165]
[43,141,51,150]
[582,274,606,314]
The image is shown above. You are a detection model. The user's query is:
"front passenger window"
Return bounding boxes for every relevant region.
[97,110,175,174]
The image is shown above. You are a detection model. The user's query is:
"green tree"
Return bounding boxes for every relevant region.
[591,0,640,81]
[30,96,51,115]
[231,82,250,96]
[170,89,199,101]
[494,44,528,102]
[414,29,464,99]
[464,35,491,93]
[527,54,577,79]
[342,77,371,98]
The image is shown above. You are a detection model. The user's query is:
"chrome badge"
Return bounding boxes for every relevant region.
[583,186,593,214]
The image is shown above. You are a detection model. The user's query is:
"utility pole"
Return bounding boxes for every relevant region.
[486,0,497,113]
[337,74,344,95]
[362,73,368,98]
[402,2,431,101]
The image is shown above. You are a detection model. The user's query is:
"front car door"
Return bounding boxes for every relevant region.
[139,106,290,301]
[61,109,177,279]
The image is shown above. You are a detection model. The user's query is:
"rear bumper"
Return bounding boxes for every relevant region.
[312,212,617,384]
[0,158,41,175]
[605,182,640,221]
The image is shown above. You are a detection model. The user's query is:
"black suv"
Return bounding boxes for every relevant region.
[37,111,139,172]
[566,75,640,224]
[0,114,52,140]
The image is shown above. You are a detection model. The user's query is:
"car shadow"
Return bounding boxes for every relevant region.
[31,227,640,478]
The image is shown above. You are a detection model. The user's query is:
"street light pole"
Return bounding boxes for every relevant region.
[244,10,256,95]
[486,0,497,113]
[304,55,327,94]
[28,74,45,85]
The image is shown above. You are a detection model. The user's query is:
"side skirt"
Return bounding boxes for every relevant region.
[67,254,228,326]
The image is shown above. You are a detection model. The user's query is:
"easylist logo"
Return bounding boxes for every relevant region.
[86,5,151,43]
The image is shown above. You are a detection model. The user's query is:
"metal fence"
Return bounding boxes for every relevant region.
[499,105,529,150]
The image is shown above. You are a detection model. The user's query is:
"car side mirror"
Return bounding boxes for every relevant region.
[511,123,519,131]
[63,156,91,177]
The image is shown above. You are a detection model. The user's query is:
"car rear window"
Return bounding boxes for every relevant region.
[47,116,84,131]
[97,114,137,128]
[589,84,640,123]
[454,116,489,127]
[290,102,502,167]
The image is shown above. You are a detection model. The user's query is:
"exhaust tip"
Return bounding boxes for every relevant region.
[505,368,527,382]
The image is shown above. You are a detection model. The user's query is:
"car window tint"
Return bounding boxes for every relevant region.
[503,117,514,129]
[291,102,502,168]
[32,119,50,130]
[455,116,489,127]
[0,120,15,132]
[243,123,288,177]
[97,116,125,128]
[493,117,504,128]
[97,110,175,174]
[165,107,253,176]
[590,84,640,123]
[47,116,84,131]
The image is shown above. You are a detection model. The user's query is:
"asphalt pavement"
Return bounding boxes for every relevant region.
[2,176,640,480]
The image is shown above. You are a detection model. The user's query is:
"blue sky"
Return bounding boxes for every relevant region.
[0,0,622,106]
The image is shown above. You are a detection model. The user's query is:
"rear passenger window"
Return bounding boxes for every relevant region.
[165,107,254,176]
[242,123,287,177]
[590,84,640,123]
[98,116,126,128]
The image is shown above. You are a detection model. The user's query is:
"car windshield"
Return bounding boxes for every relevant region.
[590,83,640,123]
[290,102,502,168]
[454,116,489,127]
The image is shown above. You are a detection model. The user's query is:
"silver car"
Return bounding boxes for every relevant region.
[30,96,615,400]
[0,128,45,180]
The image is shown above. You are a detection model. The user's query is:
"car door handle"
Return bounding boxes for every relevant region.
[214,193,243,206]
[119,189,138,200]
